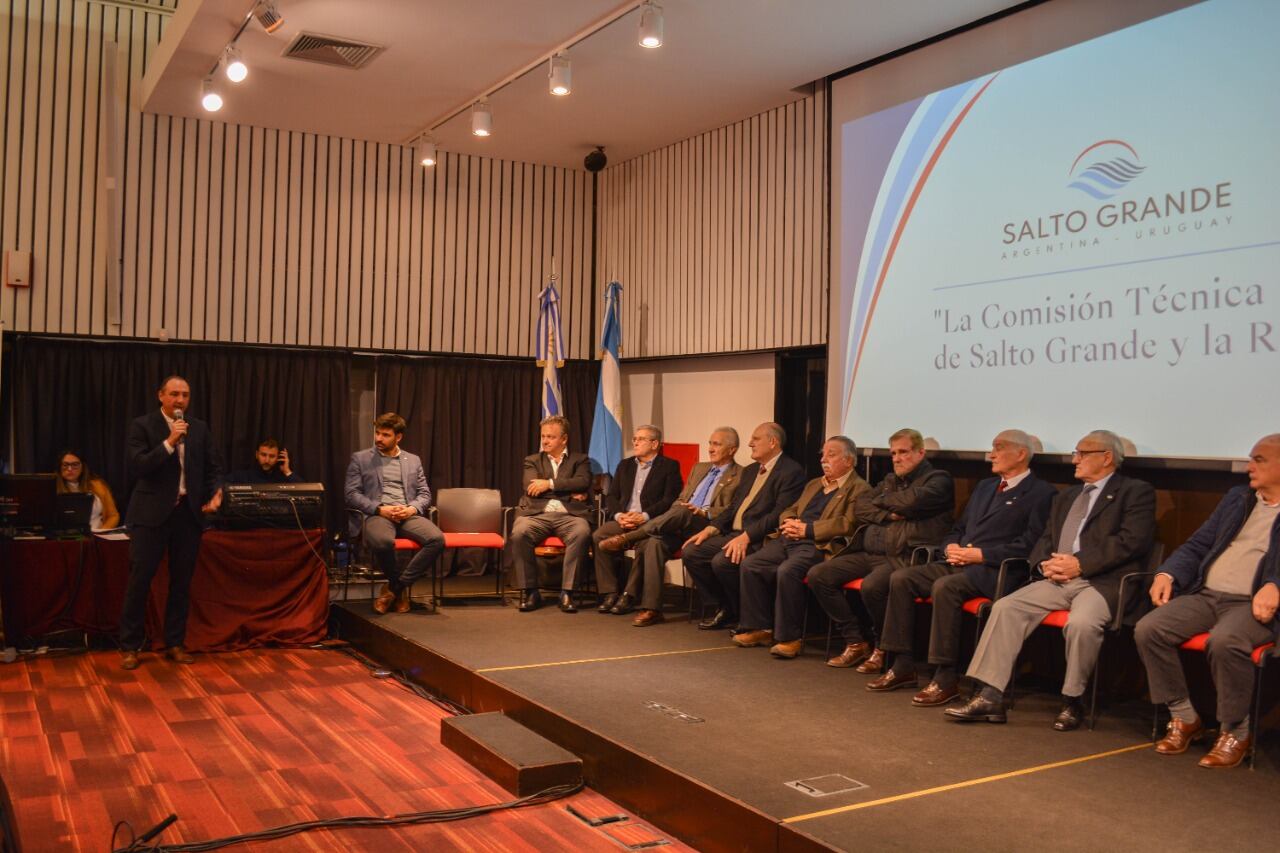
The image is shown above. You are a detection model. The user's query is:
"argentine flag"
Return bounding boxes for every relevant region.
[536,282,565,418]
[588,282,624,475]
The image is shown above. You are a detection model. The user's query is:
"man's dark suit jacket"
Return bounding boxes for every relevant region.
[856,459,955,557]
[943,473,1058,599]
[1158,485,1280,637]
[709,454,806,543]
[516,451,595,520]
[1026,472,1157,615]
[604,454,683,520]
[125,410,221,527]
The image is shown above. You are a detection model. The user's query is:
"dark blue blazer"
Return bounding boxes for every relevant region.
[943,473,1058,599]
[125,409,222,527]
[1159,485,1280,636]
[344,447,432,537]
[710,454,806,544]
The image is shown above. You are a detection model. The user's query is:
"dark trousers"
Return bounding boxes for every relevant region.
[592,520,630,594]
[626,506,704,610]
[739,538,821,641]
[120,504,203,650]
[364,514,446,592]
[1134,588,1275,725]
[682,533,754,619]
[510,513,591,591]
[806,552,896,645]
[880,562,984,668]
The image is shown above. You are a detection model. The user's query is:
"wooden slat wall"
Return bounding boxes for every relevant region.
[0,0,593,358]
[596,90,828,358]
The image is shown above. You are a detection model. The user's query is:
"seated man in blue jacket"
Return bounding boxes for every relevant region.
[1135,433,1280,769]
[344,412,445,615]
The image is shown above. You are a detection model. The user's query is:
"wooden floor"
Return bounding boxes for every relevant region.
[0,647,689,852]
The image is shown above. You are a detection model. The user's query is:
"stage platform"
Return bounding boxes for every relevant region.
[331,595,1280,853]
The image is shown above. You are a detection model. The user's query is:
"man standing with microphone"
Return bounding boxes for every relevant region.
[119,375,223,670]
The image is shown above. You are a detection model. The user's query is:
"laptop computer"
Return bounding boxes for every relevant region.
[51,492,94,535]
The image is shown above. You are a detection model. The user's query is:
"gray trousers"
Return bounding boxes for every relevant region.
[966,577,1110,697]
[364,515,446,593]
[510,512,591,591]
[1134,588,1274,725]
[626,505,705,611]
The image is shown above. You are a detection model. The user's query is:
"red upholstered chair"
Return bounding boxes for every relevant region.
[342,508,424,603]
[431,488,508,604]
[1151,632,1276,769]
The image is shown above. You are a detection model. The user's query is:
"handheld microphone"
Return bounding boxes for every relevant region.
[173,408,186,442]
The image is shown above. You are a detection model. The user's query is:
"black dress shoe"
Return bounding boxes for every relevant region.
[610,593,636,615]
[598,593,620,613]
[1053,699,1085,732]
[944,695,1007,724]
[698,609,733,630]
[558,592,578,613]
[518,590,542,612]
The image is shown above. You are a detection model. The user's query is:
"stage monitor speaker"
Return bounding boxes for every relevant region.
[441,712,581,796]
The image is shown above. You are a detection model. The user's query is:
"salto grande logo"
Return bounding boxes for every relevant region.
[1066,139,1146,200]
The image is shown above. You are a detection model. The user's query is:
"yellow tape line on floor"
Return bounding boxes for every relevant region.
[783,741,1153,824]
[476,644,738,672]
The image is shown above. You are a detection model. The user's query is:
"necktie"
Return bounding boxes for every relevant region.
[1055,484,1096,554]
[732,464,770,531]
[997,480,1008,493]
[690,466,721,510]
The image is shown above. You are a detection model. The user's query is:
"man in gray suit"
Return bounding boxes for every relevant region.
[598,427,743,625]
[344,412,445,615]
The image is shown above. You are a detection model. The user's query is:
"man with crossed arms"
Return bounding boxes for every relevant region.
[1135,433,1279,768]
[948,429,1155,731]
[734,436,869,657]
[597,427,743,625]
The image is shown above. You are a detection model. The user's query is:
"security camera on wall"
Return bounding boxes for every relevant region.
[584,147,607,173]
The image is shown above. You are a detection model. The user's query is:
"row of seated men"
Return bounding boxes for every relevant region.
[342,411,1279,770]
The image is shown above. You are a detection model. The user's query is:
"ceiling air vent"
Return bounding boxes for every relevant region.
[282,33,385,70]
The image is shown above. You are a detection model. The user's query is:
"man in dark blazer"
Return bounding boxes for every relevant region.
[344,412,445,615]
[1135,433,1279,768]
[868,429,1056,704]
[808,428,955,674]
[599,427,743,626]
[510,415,594,613]
[735,436,870,657]
[119,375,223,670]
[591,424,682,614]
[681,422,806,631]
[949,429,1156,731]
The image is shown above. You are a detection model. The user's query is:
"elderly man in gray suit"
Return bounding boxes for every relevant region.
[344,412,445,615]
[598,427,743,625]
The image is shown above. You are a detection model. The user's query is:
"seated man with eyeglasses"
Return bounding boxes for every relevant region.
[947,429,1156,731]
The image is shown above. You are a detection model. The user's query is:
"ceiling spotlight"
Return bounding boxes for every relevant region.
[548,53,571,97]
[471,101,492,137]
[417,137,437,167]
[224,45,248,83]
[200,77,223,112]
[638,1,663,49]
[254,1,284,35]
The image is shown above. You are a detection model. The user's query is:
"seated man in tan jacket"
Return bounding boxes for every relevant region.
[733,436,870,657]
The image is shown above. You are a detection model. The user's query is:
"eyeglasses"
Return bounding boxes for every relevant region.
[60,461,83,469]
[1071,449,1108,459]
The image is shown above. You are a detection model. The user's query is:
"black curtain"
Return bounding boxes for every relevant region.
[9,336,352,533]
[376,355,599,509]
[775,346,828,480]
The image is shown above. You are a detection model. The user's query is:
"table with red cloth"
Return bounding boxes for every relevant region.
[0,529,328,651]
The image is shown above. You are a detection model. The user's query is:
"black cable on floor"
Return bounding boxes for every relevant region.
[332,643,473,717]
[110,782,585,852]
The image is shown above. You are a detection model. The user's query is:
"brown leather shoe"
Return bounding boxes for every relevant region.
[770,640,804,659]
[373,583,397,614]
[732,629,774,648]
[867,668,918,692]
[165,646,194,664]
[827,642,871,668]
[120,651,140,671]
[394,587,412,613]
[855,648,886,674]
[1155,717,1204,755]
[632,609,665,627]
[599,534,630,552]
[912,682,960,707]
[1198,731,1251,768]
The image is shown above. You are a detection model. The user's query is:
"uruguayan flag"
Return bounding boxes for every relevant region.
[536,282,565,418]
[588,281,624,475]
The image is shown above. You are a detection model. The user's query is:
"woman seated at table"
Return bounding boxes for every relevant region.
[56,449,120,530]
